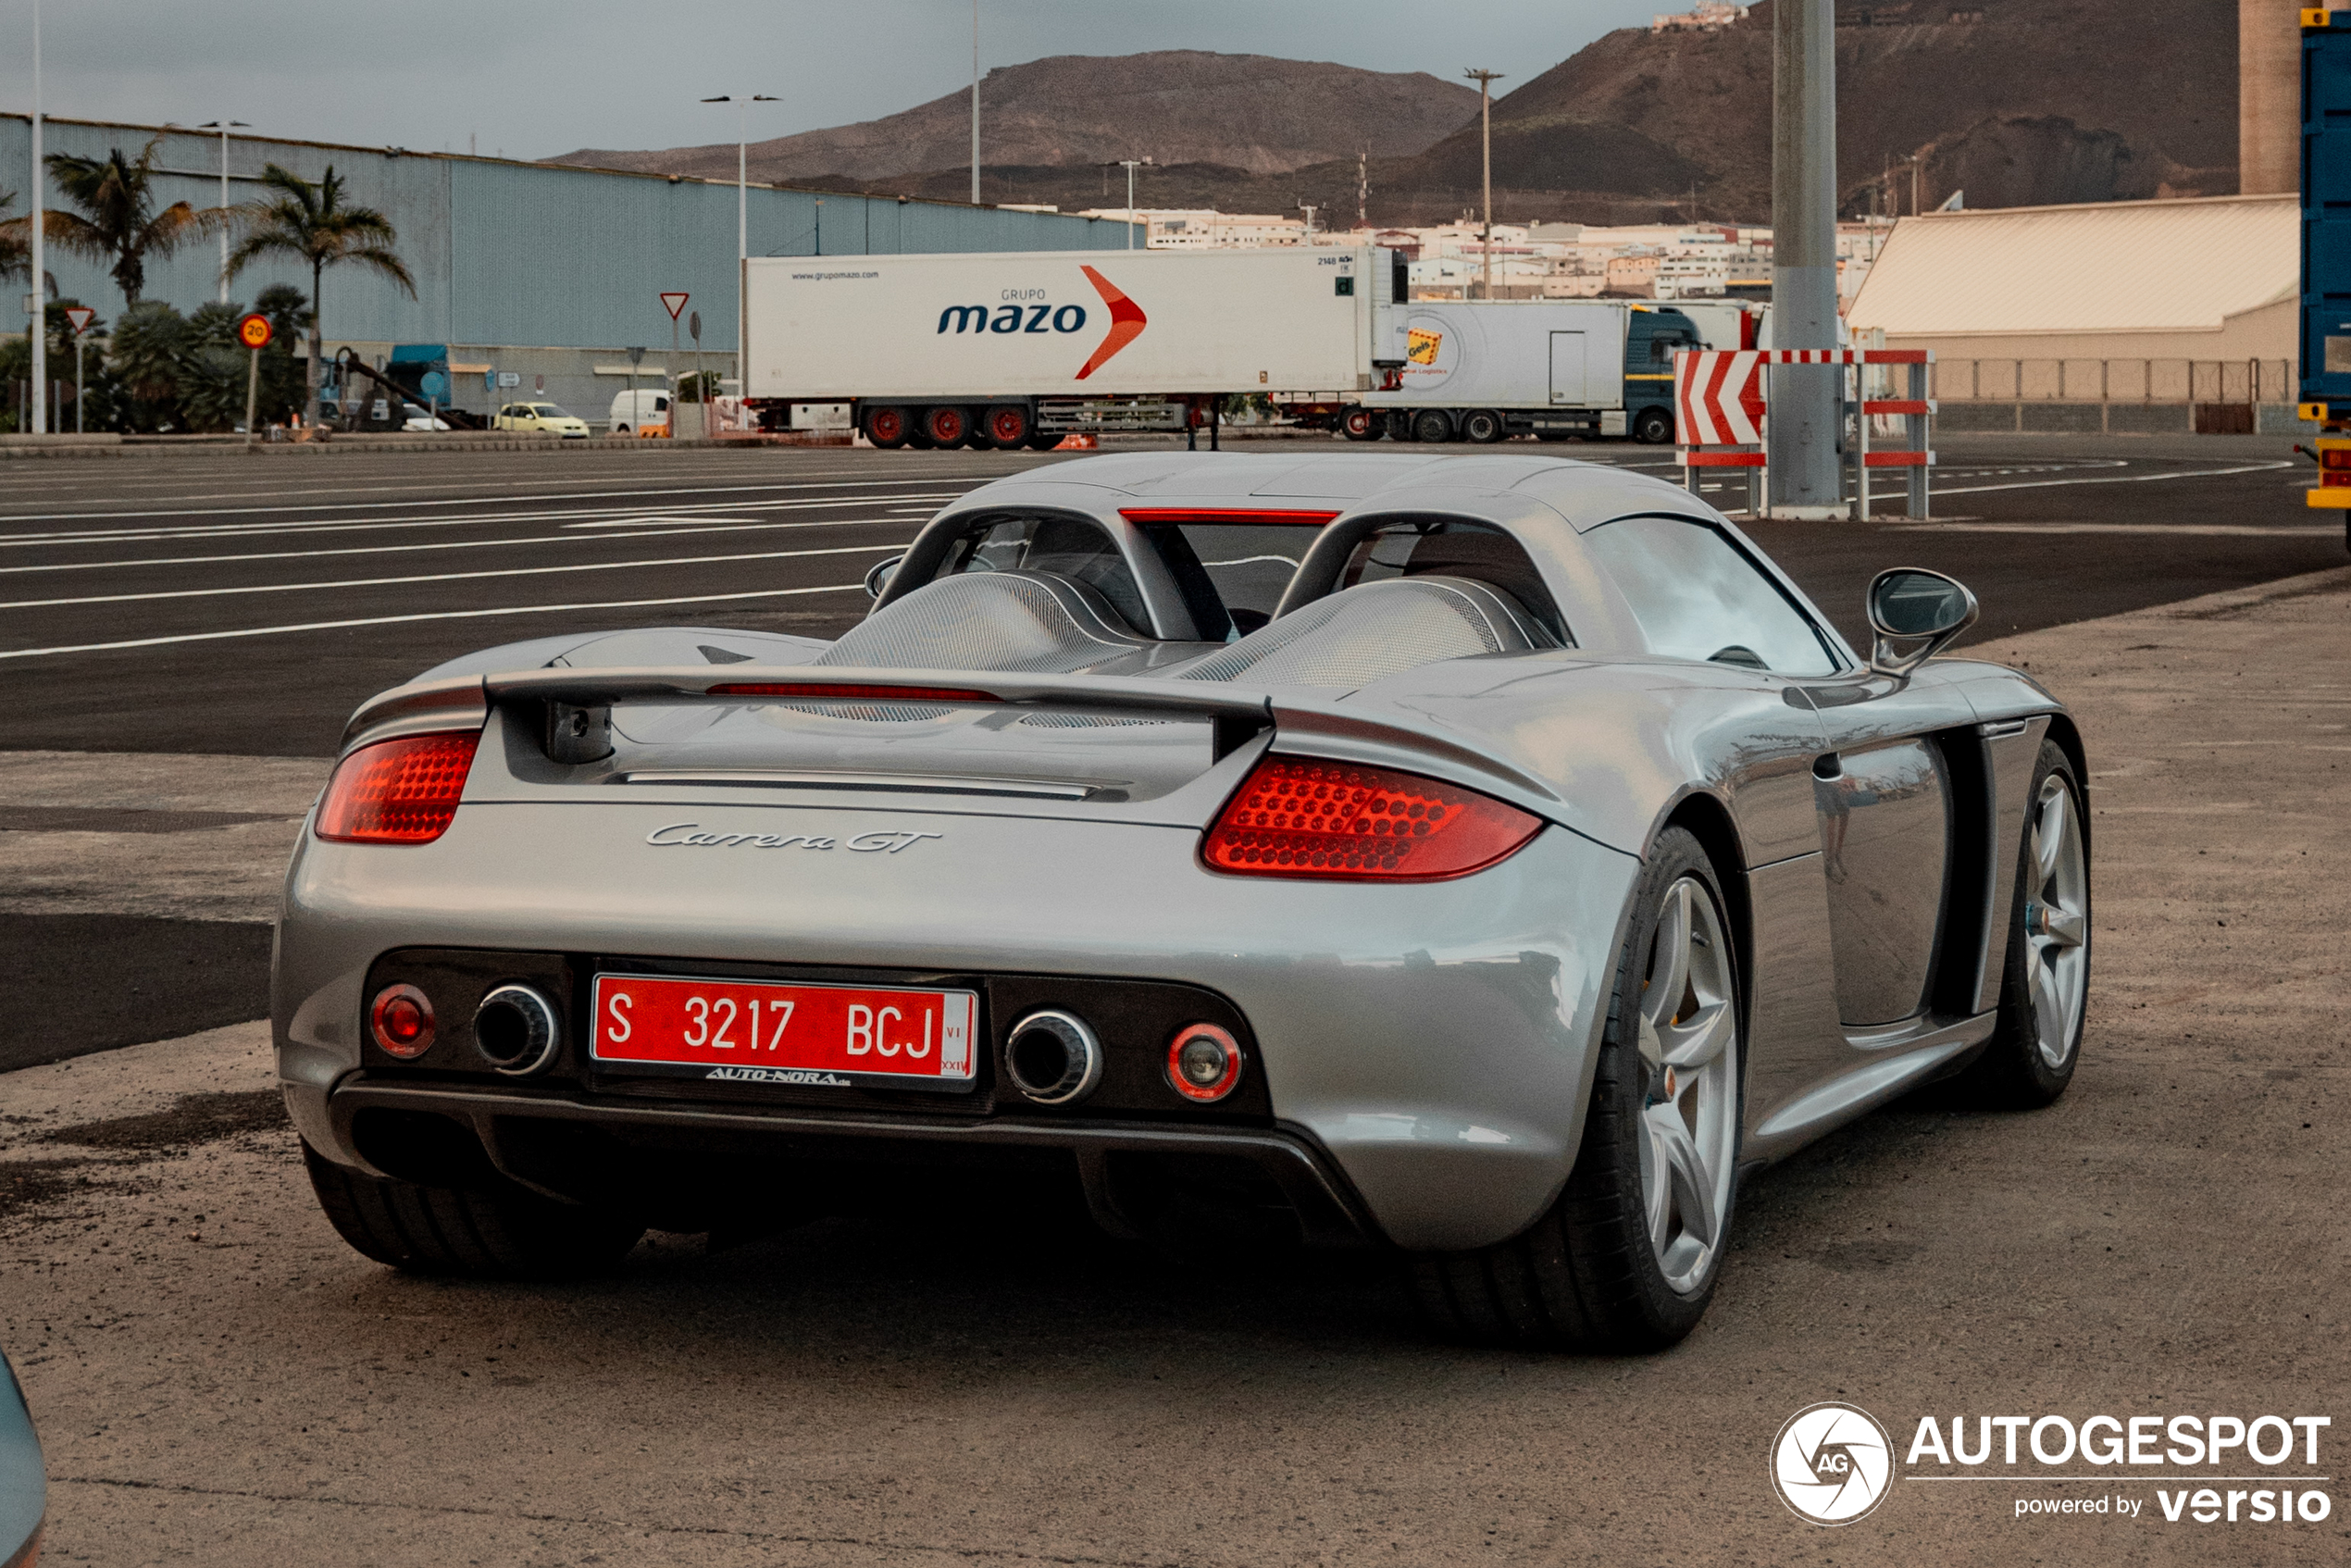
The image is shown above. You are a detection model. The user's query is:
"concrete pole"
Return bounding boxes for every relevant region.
[971,0,981,206]
[1464,69,1504,302]
[2240,0,2300,195]
[29,0,45,435]
[737,104,747,390]
[1768,0,1840,514]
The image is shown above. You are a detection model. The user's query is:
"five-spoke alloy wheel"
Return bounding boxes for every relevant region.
[1411,827,1742,1351]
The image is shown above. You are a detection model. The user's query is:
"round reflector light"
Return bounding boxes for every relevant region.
[369,983,436,1059]
[1166,1023,1243,1102]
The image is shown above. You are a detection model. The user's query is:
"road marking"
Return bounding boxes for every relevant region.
[0,582,869,662]
[0,541,913,611]
[1934,460,2292,495]
[0,472,1024,528]
[0,492,967,550]
[0,516,914,577]
[1886,522,2339,536]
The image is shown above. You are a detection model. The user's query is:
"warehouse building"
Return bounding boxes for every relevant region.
[2,114,1128,424]
[1845,193,2297,432]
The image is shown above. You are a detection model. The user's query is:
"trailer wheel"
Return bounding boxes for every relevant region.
[1462,409,1504,444]
[1383,410,1413,442]
[865,404,913,449]
[1633,405,1675,446]
[922,405,971,447]
[1412,409,1453,444]
[1025,425,1062,451]
[1339,405,1381,442]
[979,404,1031,449]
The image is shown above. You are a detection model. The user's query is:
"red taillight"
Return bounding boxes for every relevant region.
[316,731,479,843]
[1202,757,1542,881]
[369,983,436,1058]
[710,682,997,701]
[2323,448,2351,469]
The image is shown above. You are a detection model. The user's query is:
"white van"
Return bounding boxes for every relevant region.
[608,388,672,434]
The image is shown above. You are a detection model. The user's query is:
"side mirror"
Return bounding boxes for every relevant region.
[864,554,906,602]
[1865,567,1978,678]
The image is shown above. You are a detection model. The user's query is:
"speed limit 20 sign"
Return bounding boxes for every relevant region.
[236,313,273,350]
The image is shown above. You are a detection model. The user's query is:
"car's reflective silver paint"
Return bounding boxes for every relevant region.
[276,452,2084,1255]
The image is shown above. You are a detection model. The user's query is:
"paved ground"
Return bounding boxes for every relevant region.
[1,566,2343,1566]
[1,437,2345,1562]
[0,433,2336,756]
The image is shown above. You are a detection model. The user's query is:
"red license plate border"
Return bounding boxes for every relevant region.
[586,970,984,1095]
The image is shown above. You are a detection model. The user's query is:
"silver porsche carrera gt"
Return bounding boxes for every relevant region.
[274,451,2091,1351]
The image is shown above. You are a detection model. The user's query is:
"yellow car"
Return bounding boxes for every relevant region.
[494,402,591,438]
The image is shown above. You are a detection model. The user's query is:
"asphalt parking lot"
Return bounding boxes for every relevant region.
[1,433,2345,1564]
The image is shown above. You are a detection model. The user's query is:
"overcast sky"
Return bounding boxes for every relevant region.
[0,0,1657,162]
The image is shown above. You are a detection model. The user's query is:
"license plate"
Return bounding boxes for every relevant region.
[590,974,977,1091]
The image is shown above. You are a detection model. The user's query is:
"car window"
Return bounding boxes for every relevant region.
[946,513,1149,633]
[1337,516,1569,641]
[1136,522,1318,638]
[534,404,572,417]
[1580,515,1838,676]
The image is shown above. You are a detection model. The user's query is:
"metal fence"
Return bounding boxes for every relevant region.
[1928,359,2294,404]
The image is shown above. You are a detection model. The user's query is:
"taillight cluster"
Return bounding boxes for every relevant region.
[1202,757,1541,881]
[316,731,480,844]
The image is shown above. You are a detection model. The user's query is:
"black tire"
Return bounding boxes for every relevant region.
[1411,827,1742,1352]
[1024,426,1062,451]
[1632,405,1675,445]
[1382,409,1413,442]
[1461,409,1505,444]
[981,404,1031,449]
[1536,431,1575,443]
[1412,409,1453,444]
[1339,405,1381,442]
[1949,740,2090,1107]
[921,404,970,447]
[303,1140,644,1280]
[864,404,913,450]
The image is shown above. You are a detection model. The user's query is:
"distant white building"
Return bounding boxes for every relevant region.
[1652,3,1748,32]
[1079,208,1312,248]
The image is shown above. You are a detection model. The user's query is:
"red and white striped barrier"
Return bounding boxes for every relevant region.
[1672,348,1937,519]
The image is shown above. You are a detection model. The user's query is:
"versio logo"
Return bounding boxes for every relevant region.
[1773,1403,1896,1524]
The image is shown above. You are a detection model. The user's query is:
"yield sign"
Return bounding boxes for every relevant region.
[64,306,95,336]
[1674,349,1766,446]
[659,291,690,320]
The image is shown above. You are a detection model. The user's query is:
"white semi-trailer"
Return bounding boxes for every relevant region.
[1275,299,1712,447]
[740,248,1408,449]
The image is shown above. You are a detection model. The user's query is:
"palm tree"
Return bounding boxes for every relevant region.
[225,164,415,429]
[38,137,212,305]
[0,189,28,287]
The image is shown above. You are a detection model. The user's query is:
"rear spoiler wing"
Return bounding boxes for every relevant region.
[340,665,1564,812]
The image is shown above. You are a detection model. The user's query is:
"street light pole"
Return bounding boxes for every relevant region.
[971,0,981,206]
[1120,159,1149,248]
[199,120,250,304]
[703,93,777,393]
[29,0,45,435]
[1768,0,1841,515]
[1463,69,1504,303]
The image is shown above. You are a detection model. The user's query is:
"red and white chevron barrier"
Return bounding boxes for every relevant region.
[1672,347,1937,519]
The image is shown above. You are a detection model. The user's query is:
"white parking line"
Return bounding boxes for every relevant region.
[0,516,913,577]
[0,582,869,662]
[1934,460,2292,495]
[0,541,912,611]
[0,473,1013,528]
[0,492,965,550]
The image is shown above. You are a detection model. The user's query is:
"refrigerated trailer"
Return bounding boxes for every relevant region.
[1274,300,1709,446]
[740,248,1409,449]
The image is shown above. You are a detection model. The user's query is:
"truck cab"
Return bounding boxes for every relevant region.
[1329,301,1708,446]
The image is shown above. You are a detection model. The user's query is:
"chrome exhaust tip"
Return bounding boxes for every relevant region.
[1004,1009,1103,1105]
[474,984,562,1077]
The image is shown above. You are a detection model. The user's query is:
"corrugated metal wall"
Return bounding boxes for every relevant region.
[2,114,1127,353]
